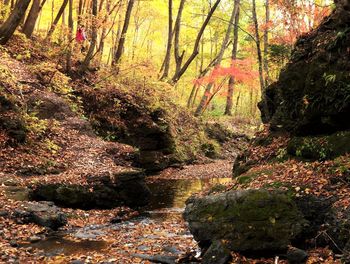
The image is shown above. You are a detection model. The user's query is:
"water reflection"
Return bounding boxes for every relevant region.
[145,178,232,219]
[22,236,108,256]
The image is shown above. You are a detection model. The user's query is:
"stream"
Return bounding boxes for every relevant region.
[20,177,232,258]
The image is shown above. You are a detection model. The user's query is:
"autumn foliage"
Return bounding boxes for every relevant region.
[194,59,258,87]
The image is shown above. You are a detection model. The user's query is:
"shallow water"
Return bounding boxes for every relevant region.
[24,177,232,256]
[145,177,232,219]
[23,236,108,256]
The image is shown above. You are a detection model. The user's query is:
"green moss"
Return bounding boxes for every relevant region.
[207,184,227,194]
[287,131,350,160]
[201,140,221,159]
[236,168,273,185]
[186,189,307,252]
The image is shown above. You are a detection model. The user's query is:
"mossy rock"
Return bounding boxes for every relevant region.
[29,175,151,209]
[287,131,350,160]
[232,151,256,177]
[201,140,221,159]
[184,189,307,253]
[260,6,350,134]
[236,168,274,185]
[205,122,234,143]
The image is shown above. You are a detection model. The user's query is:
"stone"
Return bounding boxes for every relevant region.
[0,210,8,217]
[3,179,19,186]
[184,189,307,253]
[29,171,151,209]
[14,201,67,230]
[28,92,74,121]
[9,240,18,247]
[202,240,231,264]
[29,236,41,243]
[259,5,350,135]
[286,247,308,264]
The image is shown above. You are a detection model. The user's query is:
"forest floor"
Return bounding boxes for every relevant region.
[0,40,234,263]
[0,37,349,264]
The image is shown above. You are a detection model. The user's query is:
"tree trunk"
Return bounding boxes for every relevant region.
[0,0,31,45]
[113,0,135,65]
[160,0,173,80]
[22,0,47,38]
[173,0,186,77]
[263,0,270,87]
[225,1,240,116]
[171,0,221,85]
[80,0,98,72]
[46,0,69,40]
[66,0,73,73]
[194,0,238,116]
[97,0,111,65]
[252,0,270,120]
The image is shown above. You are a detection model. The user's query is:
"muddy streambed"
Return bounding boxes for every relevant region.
[17,177,232,258]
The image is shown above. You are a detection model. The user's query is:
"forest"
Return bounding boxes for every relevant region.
[0,0,349,263]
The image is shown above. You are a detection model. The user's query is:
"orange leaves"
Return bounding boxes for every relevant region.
[269,0,331,46]
[193,59,258,87]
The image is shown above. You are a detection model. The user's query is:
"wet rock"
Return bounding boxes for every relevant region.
[29,236,41,243]
[162,246,183,255]
[5,186,29,201]
[0,210,8,217]
[132,253,177,264]
[115,170,151,206]
[29,170,151,209]
[73,229,105,240]
[286,247,308,264]
[9,240,18,247]
[202,240,231,264]
[13,201,67,230]
[3,178,19,186]
[184,189,306,253]
[70,260,84,264]
[137,245,151,251]
[110,216,122,223]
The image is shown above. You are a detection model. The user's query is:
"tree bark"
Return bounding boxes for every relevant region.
[194,0,238,116]
[22,0,47,38]
[173,0,186,77]
[225,0,240,116]
[66,0,73,73]
[160,0,173,80]
[80,0,98,72]
[263,0,270,87]
[171,0,221,85]
[46,0,69,40]
[113,0,135,65]
[252,0,270,120]
[0,0,31,45]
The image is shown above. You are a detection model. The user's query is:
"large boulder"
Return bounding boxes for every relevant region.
[80,88,178,172]
[184,189,307,253]
[259,5,350,135]
[29,171,151,209]
[27,92,75,121]
[13,201,67,230]
[0,95,27,145]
